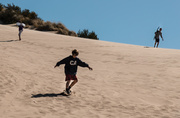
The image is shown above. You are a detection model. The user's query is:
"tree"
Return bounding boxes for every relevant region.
[77,29,99,40]
[0,9,16,24]
[22,9,30,17]
[0,3,4,11]
[5,3,21,14]
[29,11,38,19]
[88,31,98,40]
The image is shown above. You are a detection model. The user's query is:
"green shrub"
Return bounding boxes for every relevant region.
[0,4,21,24]
[0,3,94,38]
[22,9,38,20]
[68,31,77,37]
[5,3,21,14]
[0,9,16,24]
[77,29,99,40]
[0,3,38,24]
[87,31,98,40]
[29,11,38,19]
[21,9,30,17]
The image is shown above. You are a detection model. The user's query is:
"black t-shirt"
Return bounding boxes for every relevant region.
[56,55,89,75]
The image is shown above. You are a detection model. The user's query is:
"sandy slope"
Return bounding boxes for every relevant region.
[0,24,180,118]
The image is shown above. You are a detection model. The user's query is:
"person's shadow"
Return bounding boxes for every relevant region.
[0,40,19,42]
[31,92,68,98]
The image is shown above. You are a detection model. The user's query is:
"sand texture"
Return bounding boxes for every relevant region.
[0,24,180,118]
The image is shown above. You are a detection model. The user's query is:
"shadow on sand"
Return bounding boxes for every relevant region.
[31,92,68,98]
[0,40,19,42]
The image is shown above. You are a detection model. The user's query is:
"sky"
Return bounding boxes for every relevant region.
[1,0,180,49]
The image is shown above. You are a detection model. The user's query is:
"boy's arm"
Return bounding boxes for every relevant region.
[162,37,164,41]
[54,56,69,68]
[160,33,164,41]
[88,66,93,70]
[78,59,93,70]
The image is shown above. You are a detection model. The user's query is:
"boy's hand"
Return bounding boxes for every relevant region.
[88,67,93,70]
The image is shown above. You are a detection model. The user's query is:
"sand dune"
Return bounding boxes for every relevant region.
[0,24,180,118]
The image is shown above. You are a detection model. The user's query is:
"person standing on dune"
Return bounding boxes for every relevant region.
[154,28,164,48]
[54,49,93,95]
[17,21,24,41]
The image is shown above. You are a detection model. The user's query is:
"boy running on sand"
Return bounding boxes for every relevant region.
[154,28,164,48]
[54,49,93,94]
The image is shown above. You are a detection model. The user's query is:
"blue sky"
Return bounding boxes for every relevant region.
[1,0,180,49]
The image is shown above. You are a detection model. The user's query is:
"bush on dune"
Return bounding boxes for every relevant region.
[0,4,21,24]
[36,21,56,31]
[53,22,66,30]
[0,4,76,36]
[32,19,44,28]
[68,31,77,36]
[55,22,77,36]
[77,29,99,40]
[0,3,99,39]
[21,9,38,20]
[57,28,69,35]
[4,3,21,14]
[0,10,20,24]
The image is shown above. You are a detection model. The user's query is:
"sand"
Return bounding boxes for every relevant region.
[0,24,180,118]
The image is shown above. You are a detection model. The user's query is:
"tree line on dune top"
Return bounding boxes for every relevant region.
[0,3,99,40]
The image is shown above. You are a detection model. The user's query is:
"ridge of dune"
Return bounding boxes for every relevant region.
[0,24,180,118]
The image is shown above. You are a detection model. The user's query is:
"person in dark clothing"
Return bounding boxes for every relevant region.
[18,22,24,41]
[154,28,164,48]
[54,49,93,94]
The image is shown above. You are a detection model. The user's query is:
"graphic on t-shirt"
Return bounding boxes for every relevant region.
[70,60,77,65]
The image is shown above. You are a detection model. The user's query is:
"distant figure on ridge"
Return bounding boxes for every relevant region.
[16,21,25,41]
[54,49,93,95]
[154,27,164,48]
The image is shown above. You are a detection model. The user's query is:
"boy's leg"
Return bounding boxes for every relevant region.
[66,80,70,89]
[69,80,78,88]
[69,75,78,89]
[65,80,71,94]
[156,42,159,48]
[65,75,78,94]
[65,80,78,94]
[154,42,156,48]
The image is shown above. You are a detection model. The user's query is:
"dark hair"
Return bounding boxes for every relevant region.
[72,49,79,56]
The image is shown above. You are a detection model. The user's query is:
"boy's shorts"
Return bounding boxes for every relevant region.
[155,38,160,42]
[65,75,77,81]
